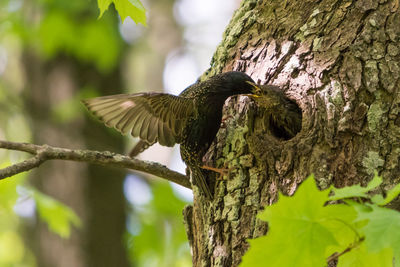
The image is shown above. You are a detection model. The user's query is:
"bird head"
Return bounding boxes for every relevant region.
[245,81,262,97]
[211,71,260,95]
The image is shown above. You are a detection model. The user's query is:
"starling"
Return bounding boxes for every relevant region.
[83,71,257,199]
[252,85,302,140]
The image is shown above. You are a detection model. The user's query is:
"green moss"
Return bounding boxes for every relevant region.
[223,193,241,221]
[387,43,399,56]
[312,37,323,51]
[239,154,254,167]
[227,168,247,192]
[367,101,385,133]
[294,31,306,42]
[362,151,384,175]
[364,60,379,92]
[329,80,344,107]
[315,173,333,190]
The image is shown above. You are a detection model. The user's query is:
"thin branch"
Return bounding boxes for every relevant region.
[326,237,364,263]
[0,140,191,189]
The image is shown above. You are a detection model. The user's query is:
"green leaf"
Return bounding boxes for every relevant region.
[128,181,191,266]
[241,175,357,267]
[370,194,384,205]
[0,163,26,213]
[97,0,112,18]
[97,0,146,25]
[128,0,146,11]
[330,174,382,200]
[372,183,400,206]
[78,20,121,71]
[39,12,76,58]
[338,243,393,267]
[152,183,187,216]
[31,189,81,238]
[39,12,121,72]
[0,231,25,264]
[356,204,400,265]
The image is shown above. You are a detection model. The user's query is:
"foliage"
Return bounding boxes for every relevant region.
[1,0,150,265]
[25,187,81,238]
[1,0,123,73]
[0,164,81,267]
[126,181,191,267]
[38,12,121,72]
[240,174,400,267]
[0,165,32,266]
[97,0,147,25]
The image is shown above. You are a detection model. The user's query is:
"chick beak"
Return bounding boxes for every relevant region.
[245,81,262,98]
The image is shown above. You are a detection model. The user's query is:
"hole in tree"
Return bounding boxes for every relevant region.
[269,98,302,140]
[257,85,302,140]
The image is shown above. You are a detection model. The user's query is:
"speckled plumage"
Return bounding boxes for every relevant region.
[83,71,256,199]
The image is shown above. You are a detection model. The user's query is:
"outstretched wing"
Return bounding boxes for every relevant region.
[82,93,195,147]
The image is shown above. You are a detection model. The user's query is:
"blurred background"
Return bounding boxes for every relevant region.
[0,0,240,266]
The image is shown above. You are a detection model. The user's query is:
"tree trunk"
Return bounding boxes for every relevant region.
[23,54,130,267]
[184,0,400,266]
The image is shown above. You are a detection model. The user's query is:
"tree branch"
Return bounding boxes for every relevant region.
[326,237,364,263]
[0,140,191,189]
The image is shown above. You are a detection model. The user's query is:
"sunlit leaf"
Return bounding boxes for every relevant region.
[330,174,382,200]
[0,231,25,264]
[338,243,393,267]
[78,20,120,71]
[31,189,81,238]
[356,204,400,265]
[128,181,190,267]
[152,182,187,216]
[97,0,113,18]
[97,0,146,25]
[241,176,357,267]
[372,182,400,206]
[39,12,121,72]
[0,163,26,213]
[39,12,76,58]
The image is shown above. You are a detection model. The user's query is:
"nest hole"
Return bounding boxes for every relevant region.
[266,98,302,141]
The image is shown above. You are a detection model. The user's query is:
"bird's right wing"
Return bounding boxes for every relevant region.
[82,93,195,147]
[129,140,154,157]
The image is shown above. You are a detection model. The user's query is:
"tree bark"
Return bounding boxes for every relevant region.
[185,0,400,266]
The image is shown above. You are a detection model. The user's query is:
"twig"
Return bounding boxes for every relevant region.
[326,237,364,263]
[0,140,191,189]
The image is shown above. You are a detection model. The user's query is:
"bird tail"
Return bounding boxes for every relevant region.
[190,165,213,200]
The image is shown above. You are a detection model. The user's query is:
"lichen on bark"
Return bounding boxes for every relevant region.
[184,0,400,266]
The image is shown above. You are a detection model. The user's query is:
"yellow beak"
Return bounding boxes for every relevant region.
[245,81,262,97]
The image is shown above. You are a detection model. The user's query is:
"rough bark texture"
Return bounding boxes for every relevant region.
[184,0,400,266]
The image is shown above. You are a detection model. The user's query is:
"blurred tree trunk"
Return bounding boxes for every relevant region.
[23,53,130,267]
[184,0,400,266]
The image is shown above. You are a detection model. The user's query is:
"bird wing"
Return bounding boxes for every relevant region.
[129,140,154,157]
[82,93,195,147]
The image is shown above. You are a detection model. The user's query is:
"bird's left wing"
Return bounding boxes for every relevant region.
[82,93,195,147]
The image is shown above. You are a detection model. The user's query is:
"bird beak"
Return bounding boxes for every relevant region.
[245,81,262,98]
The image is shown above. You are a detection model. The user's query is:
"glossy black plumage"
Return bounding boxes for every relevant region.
[83,71,257,199]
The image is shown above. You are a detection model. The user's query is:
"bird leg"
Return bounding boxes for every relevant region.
[201,165,231,180]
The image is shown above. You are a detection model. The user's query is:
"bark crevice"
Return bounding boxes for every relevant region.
[185,0,400,266]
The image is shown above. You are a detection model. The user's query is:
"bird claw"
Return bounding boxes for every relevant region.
[201,165,232,180]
